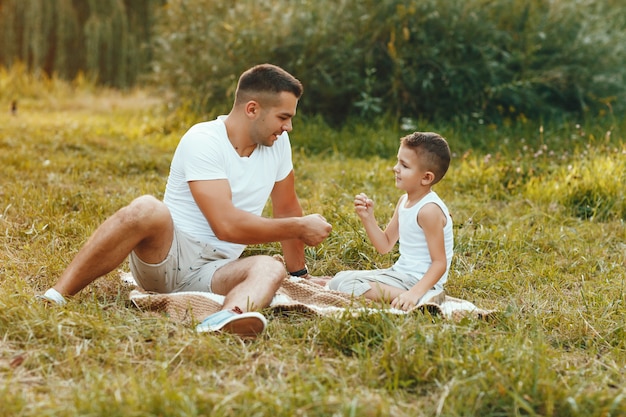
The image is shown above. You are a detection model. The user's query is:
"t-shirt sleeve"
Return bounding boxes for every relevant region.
[178,127,226,182]
[276,133,294,182]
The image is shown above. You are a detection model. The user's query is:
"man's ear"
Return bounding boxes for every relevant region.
[245,101,259,118]
[422,171,436,186]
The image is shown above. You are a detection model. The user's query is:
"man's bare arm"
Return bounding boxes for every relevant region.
[189,176,330,246]
[270,171,307,272]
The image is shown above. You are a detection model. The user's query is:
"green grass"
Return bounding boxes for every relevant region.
[2,74,626,416]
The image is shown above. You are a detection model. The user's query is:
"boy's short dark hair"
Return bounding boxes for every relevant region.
[235,64,303,105]
[401,132,451,184]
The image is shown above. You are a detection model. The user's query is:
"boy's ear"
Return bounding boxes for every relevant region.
[422,171,436,185]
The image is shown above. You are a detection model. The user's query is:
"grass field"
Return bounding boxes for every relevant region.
[1,77,626,416]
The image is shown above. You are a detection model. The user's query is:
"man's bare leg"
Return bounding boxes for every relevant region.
[195,255,285,337]
[210,255,286,312]
[52,195,174,297]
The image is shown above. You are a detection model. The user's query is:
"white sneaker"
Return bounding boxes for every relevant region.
[195,306,267,339]
[35,288,67,305]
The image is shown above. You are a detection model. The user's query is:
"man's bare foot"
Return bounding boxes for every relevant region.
[306,275,332,286]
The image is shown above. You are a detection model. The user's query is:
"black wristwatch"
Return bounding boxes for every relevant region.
[289,267,308,277]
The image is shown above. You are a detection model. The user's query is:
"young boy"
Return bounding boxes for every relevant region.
[328,132,453,311]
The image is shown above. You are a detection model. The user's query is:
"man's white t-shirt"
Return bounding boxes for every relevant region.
[163,116,293,259]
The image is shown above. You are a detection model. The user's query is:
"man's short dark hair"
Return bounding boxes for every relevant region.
[401,132,451,184]
[235,64,303,104]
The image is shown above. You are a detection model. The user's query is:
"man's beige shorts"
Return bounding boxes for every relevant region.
[129,227,234,294]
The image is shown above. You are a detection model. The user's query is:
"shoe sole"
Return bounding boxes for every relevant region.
[196,312,267,339]
[221,316,266,339]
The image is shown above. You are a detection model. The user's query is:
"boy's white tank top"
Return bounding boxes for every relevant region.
[393,191,453,288]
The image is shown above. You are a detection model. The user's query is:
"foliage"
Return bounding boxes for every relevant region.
[151,0,626,125]
[0,0,163,87]
[2,69,626,417]
[2,0,624,125]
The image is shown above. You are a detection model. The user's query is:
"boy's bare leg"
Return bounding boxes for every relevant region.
[363,282,404,303]
[53,195,174,297]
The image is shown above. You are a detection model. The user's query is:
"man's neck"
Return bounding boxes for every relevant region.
[223,114,256,157]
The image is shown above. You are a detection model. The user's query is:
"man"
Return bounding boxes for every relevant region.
[40,64,332,338]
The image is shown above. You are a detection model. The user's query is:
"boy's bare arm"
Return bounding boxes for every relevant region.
[355,193,399,254]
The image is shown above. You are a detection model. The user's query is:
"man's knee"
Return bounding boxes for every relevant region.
[129,195,165,212]
[120,195,170,227]
[255,255,286,287]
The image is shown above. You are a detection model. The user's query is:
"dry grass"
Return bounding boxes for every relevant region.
[1,73,626,416]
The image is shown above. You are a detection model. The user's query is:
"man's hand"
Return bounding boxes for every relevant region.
[299,214,332,246]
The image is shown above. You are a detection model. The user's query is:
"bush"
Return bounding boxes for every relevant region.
[151,0,626,125]
[524,150,626,221]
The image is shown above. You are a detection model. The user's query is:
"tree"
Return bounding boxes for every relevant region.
[0,0,163,87]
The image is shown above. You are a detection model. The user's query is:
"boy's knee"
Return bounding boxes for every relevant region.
[327,276,340,291]
[328,272,365,295]
[328,273,353,292]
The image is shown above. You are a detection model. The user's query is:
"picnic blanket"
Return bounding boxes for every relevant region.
[123,272,496,326]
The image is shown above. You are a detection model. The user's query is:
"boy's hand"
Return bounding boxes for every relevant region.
[391,291,419,311]
[354,193,374,219]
